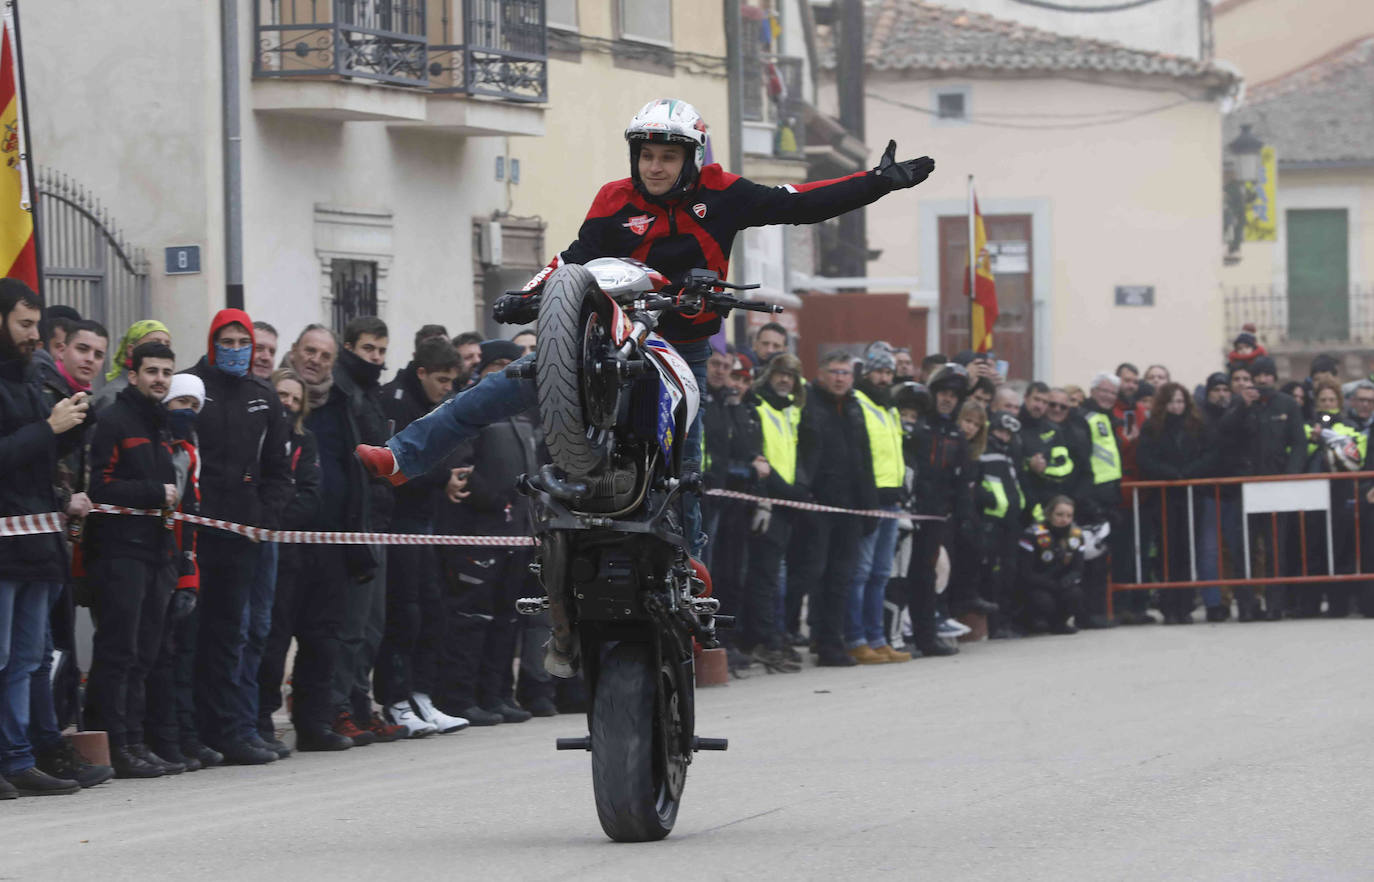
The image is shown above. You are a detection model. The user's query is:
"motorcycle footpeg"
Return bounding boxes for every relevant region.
[690,597,720,615]
[556,736,591,751]
[712,614,736,630]
[504,360,536,380]
[693,737,728,752]
[515,596,550,615]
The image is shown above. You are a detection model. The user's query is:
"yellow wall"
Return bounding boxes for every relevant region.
[1214,0,1374,86]
[507,1,730,261]
[822,73,1226,387]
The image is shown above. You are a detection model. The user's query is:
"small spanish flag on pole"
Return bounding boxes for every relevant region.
[0,0,37,290]
[965,176,997,353]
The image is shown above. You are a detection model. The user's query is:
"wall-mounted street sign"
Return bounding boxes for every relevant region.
[165,245,201,275]
[1115,285,1154,307]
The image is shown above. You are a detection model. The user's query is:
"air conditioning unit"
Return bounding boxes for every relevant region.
[480,220,503,267]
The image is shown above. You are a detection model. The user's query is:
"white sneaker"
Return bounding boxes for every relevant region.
[938,617,971,638]
[386,701,438,738]
[411,693,469,734]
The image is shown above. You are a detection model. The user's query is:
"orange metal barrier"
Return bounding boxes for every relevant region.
[1108,471,1374,616]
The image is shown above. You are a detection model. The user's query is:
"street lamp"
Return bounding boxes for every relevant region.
[1230,124,1264,187]
[1223,124,1265,264]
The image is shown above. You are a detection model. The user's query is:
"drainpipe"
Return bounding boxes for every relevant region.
[221,0,245,310]
[725,0,746,342]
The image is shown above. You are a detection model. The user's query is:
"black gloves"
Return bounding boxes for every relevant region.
[170,588,197,621]
[872,140,935,191]
[493,293,540,326]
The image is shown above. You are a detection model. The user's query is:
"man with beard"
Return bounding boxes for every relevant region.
[452,331,483,391]
[185,310,293,765]
[845,349,911,664]
[0,279,91,797]
[287,320,402,744]
[793,351,877,666]
[85,342,184,778]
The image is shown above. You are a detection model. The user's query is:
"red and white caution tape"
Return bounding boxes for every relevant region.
[0,490,939,544]
[704,489,946,521]
[0,505,536,547]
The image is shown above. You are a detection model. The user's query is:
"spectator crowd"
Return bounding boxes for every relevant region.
[4,276,1374,799]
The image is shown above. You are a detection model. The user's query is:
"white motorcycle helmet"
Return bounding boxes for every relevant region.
[624,98,709,201]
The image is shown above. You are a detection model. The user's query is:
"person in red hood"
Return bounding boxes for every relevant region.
[184,308,293,766]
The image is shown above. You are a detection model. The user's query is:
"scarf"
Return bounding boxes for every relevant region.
[106,319,170,382]
[299,364,334,409]
[55,357,91,393]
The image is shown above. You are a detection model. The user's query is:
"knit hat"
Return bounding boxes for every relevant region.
[1250,355,1278,378]
[107,319,171,382]
[1205,372,1230,391]
[864,350,896,374]
[731,352,754,377]
[162,373,206,412]
[1233,332,1258,349]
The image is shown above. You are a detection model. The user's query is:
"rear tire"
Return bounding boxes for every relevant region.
[591,642,685,842]
[536,265,617,478]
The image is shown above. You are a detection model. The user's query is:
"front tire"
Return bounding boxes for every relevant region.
[536,265,618,478]
[591,642,686,842]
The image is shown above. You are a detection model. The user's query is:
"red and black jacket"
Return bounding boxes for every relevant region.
[538,164,891,344]
[86,384,178,565]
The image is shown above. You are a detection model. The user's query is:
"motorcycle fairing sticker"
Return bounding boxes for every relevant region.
[645,336,689,458]
[606,298,634,346]
[644,335,699,429]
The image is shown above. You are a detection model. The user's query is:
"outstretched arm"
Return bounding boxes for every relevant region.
[736,140,934,229]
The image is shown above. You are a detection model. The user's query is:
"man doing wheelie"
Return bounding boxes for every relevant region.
[357,98,935,552]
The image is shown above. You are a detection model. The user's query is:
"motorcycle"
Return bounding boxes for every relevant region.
[508,257,781,841]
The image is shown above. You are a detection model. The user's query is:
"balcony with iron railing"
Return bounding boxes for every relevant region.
[253,0,548,124]
[1223,283,1374,347]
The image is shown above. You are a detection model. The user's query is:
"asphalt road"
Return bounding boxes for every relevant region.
[6,619,1374,881]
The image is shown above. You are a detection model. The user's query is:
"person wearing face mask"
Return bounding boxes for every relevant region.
[1136,383,1218,625]
[84,342,185,779]
[184,309,293,765]
[1017,496,1085,634]
[974,412,1026,638]
[142,373,211,771]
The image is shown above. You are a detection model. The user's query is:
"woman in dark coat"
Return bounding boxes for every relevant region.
[1136,382,1219,624]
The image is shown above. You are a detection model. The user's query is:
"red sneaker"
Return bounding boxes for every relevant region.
[333,711,377,746]
[355,444,408,486]
[362,712,406,743]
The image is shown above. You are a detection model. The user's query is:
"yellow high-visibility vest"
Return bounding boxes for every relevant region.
[756,398,801,485]
[854,389,905,489]
[1084,410,1123,485]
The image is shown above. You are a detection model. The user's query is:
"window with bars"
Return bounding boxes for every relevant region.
[331,259,380,334]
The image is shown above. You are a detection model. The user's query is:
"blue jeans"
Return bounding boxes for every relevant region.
[28,583,64,754]
[1196,493,1241,609]
[846,509,900,648]
[387,341,711,556]
[237,541,278,739]
[1,581,59,775]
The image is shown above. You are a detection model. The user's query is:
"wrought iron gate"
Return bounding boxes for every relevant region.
[36,169,151,337]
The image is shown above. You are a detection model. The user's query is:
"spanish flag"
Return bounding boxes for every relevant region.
[965,185,998,353]
[0,6,35,289]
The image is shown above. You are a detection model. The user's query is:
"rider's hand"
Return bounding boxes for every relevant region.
[872,140,935,191]
[493,293,540,326]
